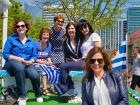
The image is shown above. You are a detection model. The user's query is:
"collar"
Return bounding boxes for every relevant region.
[14,33,32,42]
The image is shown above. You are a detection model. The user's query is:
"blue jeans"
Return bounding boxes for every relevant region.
[4,60,42,98]
[57,59,84,94]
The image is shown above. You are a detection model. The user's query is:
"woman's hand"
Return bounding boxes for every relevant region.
[46,61,53,66]
[16,57,25,62]
[24,60,34,65]
[37,59,46,64]
[70,56,79,62]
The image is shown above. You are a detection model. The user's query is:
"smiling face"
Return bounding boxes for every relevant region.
[16,21,27,35]
[67,24,76,39]
[54,18,64,30]
[41,32,50,42]
[90,52,104,74]
[81,24,90,36]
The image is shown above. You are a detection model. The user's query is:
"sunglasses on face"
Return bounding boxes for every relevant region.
[16,25,25,29]
[90,59,104,64]
[56,20,64,23]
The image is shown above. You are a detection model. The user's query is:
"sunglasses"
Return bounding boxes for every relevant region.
[90,59,103,64]
[16,25,25,29]
[57,20,64,23]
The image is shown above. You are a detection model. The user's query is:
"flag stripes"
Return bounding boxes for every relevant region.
[112,35,127,71]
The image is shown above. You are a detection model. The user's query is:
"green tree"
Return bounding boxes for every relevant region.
[28,17,51,41]
[8,0,33,35]
[0,0,50,48]
[33,0,127,31]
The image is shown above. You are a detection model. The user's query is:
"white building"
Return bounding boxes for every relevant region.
[97,20,127,51]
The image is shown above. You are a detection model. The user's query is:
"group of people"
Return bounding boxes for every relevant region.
[2,14,129,105]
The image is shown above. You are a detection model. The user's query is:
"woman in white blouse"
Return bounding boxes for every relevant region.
[82,47,129,105]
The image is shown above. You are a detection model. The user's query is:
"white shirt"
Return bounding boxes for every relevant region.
[93,76,111,105]
[81,33,101,58]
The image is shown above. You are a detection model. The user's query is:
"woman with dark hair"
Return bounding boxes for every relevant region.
[82,47,129,105]
[63,21,82,62]
[77,19,101,58]
[56,21,82,96]
[3,20,43,105]
[56,19,101,100]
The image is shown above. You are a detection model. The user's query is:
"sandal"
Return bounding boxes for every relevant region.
[50,86,55,93]
[42,88,51,96]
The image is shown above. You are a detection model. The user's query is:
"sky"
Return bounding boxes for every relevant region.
[16,0,140,18]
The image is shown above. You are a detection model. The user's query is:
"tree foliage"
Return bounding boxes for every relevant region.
[0,0,50,48]
[34,0,127,31]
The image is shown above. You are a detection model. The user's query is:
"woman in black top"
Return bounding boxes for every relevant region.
[56,21,82,96]
[63,21,82,62]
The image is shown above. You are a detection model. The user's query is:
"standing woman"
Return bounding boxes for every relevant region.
[3,20,43,105]
[50,14,65,66]
[82,47,129,105]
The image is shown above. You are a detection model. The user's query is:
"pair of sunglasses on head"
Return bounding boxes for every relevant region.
[90,58,104,64]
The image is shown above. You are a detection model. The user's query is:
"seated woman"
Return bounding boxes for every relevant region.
[60,21,82,90]
[36,28,53,96]
[34,28,59,96]
[3,20,43,105]
[82,47,129,105]
[56,19,101,96]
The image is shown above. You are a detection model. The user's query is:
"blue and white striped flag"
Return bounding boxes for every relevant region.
[112,35,127,71]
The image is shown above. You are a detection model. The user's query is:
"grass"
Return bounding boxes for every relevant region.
[129,95,140,105]
[12,90,140,105]
[14,90,80,105]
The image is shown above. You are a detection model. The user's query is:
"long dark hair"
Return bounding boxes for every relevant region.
[65,21,79,42]
[84,47,112,80]
[76,19,94,43]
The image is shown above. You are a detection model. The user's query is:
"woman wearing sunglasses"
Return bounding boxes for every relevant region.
[3,20,43,105]
[82,47,129,105]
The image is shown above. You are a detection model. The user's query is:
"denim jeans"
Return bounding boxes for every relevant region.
[4,60,42,98]
[58,59,84,94]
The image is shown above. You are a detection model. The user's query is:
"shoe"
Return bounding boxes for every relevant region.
[17,97,26,105]
[62,89,77,97]
[68,96,82,103]
[60,89,78,102]
[37,97,43,103]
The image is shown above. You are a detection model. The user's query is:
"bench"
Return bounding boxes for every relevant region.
[0,70,33,91]
[0,69,85,86]
[0,70,10,77]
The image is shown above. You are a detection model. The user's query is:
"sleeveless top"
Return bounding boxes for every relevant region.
[50,27,65,65]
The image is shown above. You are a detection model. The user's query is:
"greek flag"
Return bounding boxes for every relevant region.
[112,35,127,71]
[33,63,60,84]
